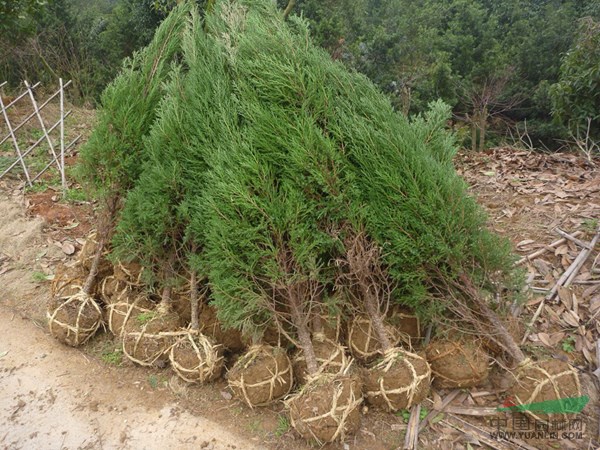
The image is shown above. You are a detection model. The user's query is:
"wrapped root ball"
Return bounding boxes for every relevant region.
[169,332,224,383]
[426,340,490,389]
[78,231,112,278]
[107,295,154,338]
[99,275,132,305]
[122,312,180,367]
[364,348,431,411]
[286,372,363,444]
[47,291,103,346]
[511,359,582,423]
[227,345,293,407]
[198,305,245,352]
[348,315,401,362]
[171,290,192,327]
[51,264,87,298]
[113,261,144,286]
[387,307,421,347]
[293,336,349,385]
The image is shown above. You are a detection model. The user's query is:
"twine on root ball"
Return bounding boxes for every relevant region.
[113,261,144,286]
[286,369,363,444]
[78,231,112,278]
[293,334,349,385]
[364,348,431,411]
[47,290,104,347]
[169,331,224,383]
[99,275,132,305]
[511,359,582,423]
[107,295,154,338]
[348,315,401,362]
[51,264,86,298]
[122,313,180,367]
[387,307,421,347]
[227,345,293,408]
[426,340,490,389]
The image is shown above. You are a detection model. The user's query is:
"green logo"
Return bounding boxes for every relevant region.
[497,395,589,414]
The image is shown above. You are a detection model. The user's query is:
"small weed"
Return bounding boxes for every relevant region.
[275,415,290,437]
[31,271,51,282]
[582,218,598,233]
[25,182,49,193]
[101,347,123,366]
[562,336,576,353]
[148,374,159,389]
[136,311,157,325]
[63,187,87,203]
[396,408,428,423]
[248,419,262,433]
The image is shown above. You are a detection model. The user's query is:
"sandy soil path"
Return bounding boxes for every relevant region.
[0,305,259,450]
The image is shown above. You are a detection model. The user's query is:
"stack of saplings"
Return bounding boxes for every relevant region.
[47,2,193,346]
[46,0,584,444]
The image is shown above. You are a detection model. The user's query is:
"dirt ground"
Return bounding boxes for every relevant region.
[1,141,599,449]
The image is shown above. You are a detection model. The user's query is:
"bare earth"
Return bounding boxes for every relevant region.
[0,192,259,450]
[0,306,257,450]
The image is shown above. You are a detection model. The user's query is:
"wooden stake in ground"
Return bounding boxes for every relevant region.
[522,227,600,344]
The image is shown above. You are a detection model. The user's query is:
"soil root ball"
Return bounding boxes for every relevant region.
[107,295,154,338]
[511,359,582,423]
[51,264,87,298]
[364,348,431,411]
[347,315,401,362]
[169,331,224,383]
[198,305,245,352]
[426,340,489,389]
[113,261,144,286]
[286,372,363,444]
[78,231,112,278]
[47,290,104,346]
[387,307,421,347]
[99,275,131,305]
[122,312,181,367]
[227,345,293,407]
[293,335,349,385]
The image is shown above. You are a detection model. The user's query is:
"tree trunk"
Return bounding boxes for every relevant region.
[283,0,296,20]
[471,113,478,152]
[190,270,199,330]
[288,285,318,375]
[478,106,487,151]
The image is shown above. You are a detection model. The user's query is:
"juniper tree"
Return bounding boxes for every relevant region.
[113,6,235,321]
[76,2,192,291]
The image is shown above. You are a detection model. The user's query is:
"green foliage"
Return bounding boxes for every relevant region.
[551,17,600,137]
[275,415,290,437]
[561,336,576,353]
[77,2,191,203]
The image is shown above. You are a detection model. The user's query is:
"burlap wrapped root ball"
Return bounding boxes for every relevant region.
[122,312,181,367]
[78,231,112,278]
[511,359,582,423]
[107,294,154,338]
[348,315,401,362]
[293,336,349,385]
[364,348,431,411]
[51,264,87,298]
[198,305,245,352]
[426,340,490,389]
[169,332,224,383]
[387,307,421,347]
[113,261,144,286]
[227,345,293,407]
[286,372,363,444]
[47,290,104,346]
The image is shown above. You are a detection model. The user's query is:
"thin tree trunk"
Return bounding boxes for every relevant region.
[190,270,199,330]
[289,285,318,374]
[478,106,487,151]
[471,114,478,152]
[283,0,296,20]
[362,285,393,352]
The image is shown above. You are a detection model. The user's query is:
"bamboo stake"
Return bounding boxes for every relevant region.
[555,228,590,250]
[24,80,61,173]
[0,81,68,147]
[0,112,72,180]
[0,81,41,111]
[30,135,80,183]
[515,231,582,266]
[522,228,600,344]
[60,78,66,194]
[0,95,31,186]
[403,405,420,449]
